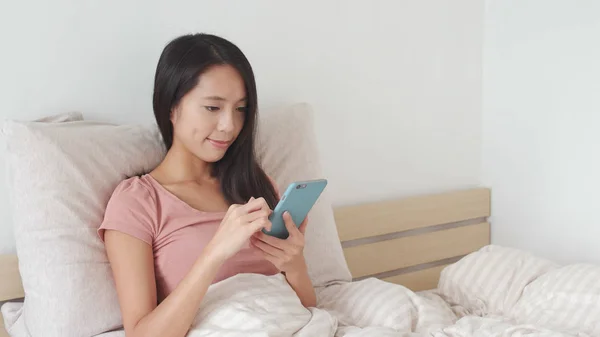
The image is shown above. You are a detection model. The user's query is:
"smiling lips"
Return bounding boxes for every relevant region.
[207,138,231,149]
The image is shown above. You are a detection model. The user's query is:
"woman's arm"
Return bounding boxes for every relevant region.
[105,230,223,337]
[251,212,317,307]
[105,198,273,337]
[283,258,317,307]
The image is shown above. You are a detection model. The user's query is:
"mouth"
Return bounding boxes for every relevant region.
[207,138,232,149]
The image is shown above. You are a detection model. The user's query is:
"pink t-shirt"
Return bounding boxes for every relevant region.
[98,174,279,301]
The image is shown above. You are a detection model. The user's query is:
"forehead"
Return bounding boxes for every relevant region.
[193,64,246,100]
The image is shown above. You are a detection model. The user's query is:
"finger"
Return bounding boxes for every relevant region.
[251,237,284,257]
[283,211,300,237]
[254,197,271,214]
[234,200,267,219]
[298,217,308,234]
[224,204,241,220]
[254,231,289,250]
[249,218,271,232]
[242,210,271,224]
[255,249,281,269]
[242,197,271,213]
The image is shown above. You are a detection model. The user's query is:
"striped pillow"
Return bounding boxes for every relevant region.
[510,263,600,336]
[436,245,557,317]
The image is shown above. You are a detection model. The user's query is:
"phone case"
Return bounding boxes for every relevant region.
[264,179,328,239]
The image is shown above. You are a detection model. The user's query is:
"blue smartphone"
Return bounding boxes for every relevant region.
[263,179,328,239]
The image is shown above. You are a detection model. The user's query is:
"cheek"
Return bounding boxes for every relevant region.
[174,110,213,141]
[191,127,205,140]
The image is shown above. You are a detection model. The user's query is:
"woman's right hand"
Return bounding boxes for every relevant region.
[206,197,272,262]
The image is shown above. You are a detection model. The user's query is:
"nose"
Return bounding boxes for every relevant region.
[216,109,235,133]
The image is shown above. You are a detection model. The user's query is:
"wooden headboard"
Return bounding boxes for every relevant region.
[0,187,491,336]
[334,187,491,290]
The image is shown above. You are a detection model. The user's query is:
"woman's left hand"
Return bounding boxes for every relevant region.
[250,211,308,275]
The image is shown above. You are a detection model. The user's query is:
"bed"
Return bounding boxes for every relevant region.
[2,189,599,337]
[2,106,598,336]
[1,187,491,337]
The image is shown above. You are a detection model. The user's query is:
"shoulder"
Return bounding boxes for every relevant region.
[105,175,158,214]
[111,174,156,199]
[100,175,159,243]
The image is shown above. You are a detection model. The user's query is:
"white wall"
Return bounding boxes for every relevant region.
[483,0,600,264]
[0,0,483,253]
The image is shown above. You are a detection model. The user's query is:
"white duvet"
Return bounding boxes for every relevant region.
[167,272,587,337]
[177,244,598,337]
[186,273,335,337]
[4,245,598,336]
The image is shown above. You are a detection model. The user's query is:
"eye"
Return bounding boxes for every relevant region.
[236,106,247,113]
[205,106,220,112]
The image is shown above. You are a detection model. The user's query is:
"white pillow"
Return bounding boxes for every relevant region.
[2,103,351,336]
[0,112,84,254]
[2,118,165,337]
[436,245,557,317]
[257,103,351,287]
[510,263,600,336]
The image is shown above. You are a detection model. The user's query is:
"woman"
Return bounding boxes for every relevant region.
[99,33,316,337]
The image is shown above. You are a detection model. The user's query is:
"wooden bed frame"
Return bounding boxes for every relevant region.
[0,187,491,336]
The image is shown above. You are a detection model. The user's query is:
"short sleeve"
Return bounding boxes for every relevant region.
[98,177,158,245]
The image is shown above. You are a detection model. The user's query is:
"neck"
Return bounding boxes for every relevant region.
[155,139,213,184]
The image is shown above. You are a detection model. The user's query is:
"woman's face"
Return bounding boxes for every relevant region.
[171,64,247,163]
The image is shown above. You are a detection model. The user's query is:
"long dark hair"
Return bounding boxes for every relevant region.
[152,33,279,209]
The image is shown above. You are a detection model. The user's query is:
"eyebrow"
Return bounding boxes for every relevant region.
[204,96,247,102]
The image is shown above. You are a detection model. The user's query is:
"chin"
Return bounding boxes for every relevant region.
[206,154,227,163]
[194,150,227,163]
